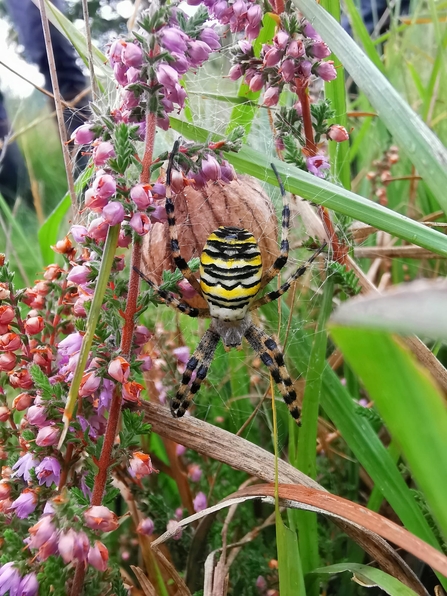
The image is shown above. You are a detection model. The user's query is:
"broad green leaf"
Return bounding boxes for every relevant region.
[331,280,447,339]
[311,563,419,595]
[290,0,447,214]
[329,325,447,542]
[261,300,446,570]
[276,511,306,596]
[170,117,447,258]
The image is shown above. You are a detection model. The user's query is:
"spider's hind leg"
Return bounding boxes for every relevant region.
[171,328,221,418]
[244,324,301,423]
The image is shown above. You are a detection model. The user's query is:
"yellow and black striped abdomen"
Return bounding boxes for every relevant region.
[200,227,262,321]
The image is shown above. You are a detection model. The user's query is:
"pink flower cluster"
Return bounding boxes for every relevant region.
[0,563,38,596]
[230,22,337,107]
[191,0,262,40]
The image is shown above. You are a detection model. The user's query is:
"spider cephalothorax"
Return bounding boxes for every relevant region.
[136,143,326,423]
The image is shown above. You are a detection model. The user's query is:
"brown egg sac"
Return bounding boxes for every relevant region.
[142,175,279,309]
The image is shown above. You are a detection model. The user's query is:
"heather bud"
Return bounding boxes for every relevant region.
[201,155,221,181]
[24,316,44,335]
[0,407,10,422]
[88,541,109,571]
[193,491,207,512]
[130,184,153,210]
[103,202,125,226]
[0,305,14,326]
[315,60,337,81]
[122,42,143,68]
[0,332,22,351]
[328,124,349,142]
[12,392,33,411]
[263,86,280,107]
[108,356,130,383]
[36,425,60,447]
[84,505,119,532]
[0,352,17,372]
[137,518,154,536]
[93,141,115,167]
[128,451,155,479]
[72,124,95,145]
[229,64,243,81]
[10,489,38,518]
[129,212,151,236]
[71,225,89,244]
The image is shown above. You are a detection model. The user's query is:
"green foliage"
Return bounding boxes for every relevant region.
[120,410,152,448]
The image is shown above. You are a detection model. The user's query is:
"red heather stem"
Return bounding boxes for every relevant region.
[295,80,348,265]
[71,111,156,596]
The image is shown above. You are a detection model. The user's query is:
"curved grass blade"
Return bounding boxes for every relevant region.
[311,563,419,595]
[170,115,447,258]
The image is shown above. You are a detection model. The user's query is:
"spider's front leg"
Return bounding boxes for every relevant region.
[245,324,301,423]
[171,328,221,418]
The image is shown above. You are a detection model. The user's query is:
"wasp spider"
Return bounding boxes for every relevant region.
[136,143,326,423]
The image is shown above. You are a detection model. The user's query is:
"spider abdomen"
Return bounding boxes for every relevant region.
[200,226,262,321]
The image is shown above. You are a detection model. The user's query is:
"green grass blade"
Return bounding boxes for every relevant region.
[261,300,446,573]
[311,562,419,595]
[0,195,42,271]
[295,277,334,583]
[329,326,447,543]
[169,118,447,257]
[226,13,277,136]
[277,511,307,595]
[289,0,447,214]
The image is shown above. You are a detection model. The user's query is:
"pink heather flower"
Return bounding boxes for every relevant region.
[88,541,109,572]
[121,89,140,109]
[263,86,280,107]
[128,451,155,479]
[18,573,39,596]
[9,367,33,389]
[303,22,321,40]
[176,444,187,456]
[137,354,152,372]
[160,27,188,54]
[0,406,10,422]
[134,325,151,346]
[187,40,211,66]
[263,47,282,67]
[233,0,248,18]
[229,64,243,81]
[328,124,349,142]
[245,22,261,40]
[178,280,197,299]
[59,529,90,563]
[58,332,83,356]
[67,264,90,285]
[0,482,11,500]
[193,491,207,512]
[84,188,109,211]
[247,4,262,26]
[137,518,154,536]
[122,380,144,402]
[24,315,44,335]
[113,62,128,86]
[308,41,331,59]
[84,505,119,532]
[0,332,21,351]
[307,155,330,178]
[12,392,33,411]
[70,225,89,243]
[273,30,289,50]
[0,305,14,325]
[201,155,221,181]
[10,489,37,518]
[200,28,220,50]
[92,173,117,200]
[0,352,16,371]
[157,63,179,88]
[28,515,58,549]
[170,52,190,74]
[287,39,305,58]
[0,563,21,595]
[281,59,295,83]
[12,453,39,481]
[316,60,337,81]
[187,464,202,482]
[122,42,143,68]
[79,372,101,397]
[130,184,153,210]
[71,124,94,145]
[256,575,268,590]
[153,183,166,198]
[35,456,61,488]
[93,142,115,167]
[249,74,264,92]
[108,357,130,383]
[167,520,183,540]
[127,66,141,84]
[88,217,109,240]
[150,204,168,224]
[36,425,60,447]
[108,39,125,66]
[297,60,312,79]
[129,212,151,236]
[173,346,190,365]
[220,160,234,182]
[118,229,132,248]
[103,202,125,226]
[174,507,183,521]
[26,405,47,427]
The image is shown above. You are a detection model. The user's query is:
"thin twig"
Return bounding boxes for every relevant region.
[37,0,77,208]
[81,0,99,100]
